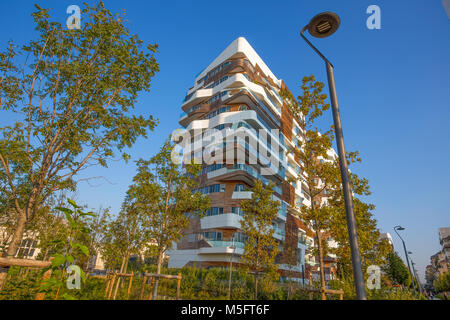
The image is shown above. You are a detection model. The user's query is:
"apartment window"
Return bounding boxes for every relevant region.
[237,121,251,130]
[206,75,229,89]
[16,239,38,258]
[204,106,231,119]
[231,207,244,216]
[186,104,201,114]
[201,163,225,175]
[188,234,197,242]
[214,124,226,131]
[197,184,225,194]
[206,207,224,216]
[234,184,250,192]
[243,59,254,72]
[207,61,231,79]
[232,232,247,242]
[207,90,230,104]
[202,231,222,241]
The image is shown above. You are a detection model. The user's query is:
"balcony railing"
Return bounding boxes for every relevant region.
[207,241,245,249]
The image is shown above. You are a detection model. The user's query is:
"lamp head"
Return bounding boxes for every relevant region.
[307,12,341,38]
[395,226,405,231]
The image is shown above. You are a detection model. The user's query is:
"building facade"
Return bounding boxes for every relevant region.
[167,37,333,282]
[425,227,450,289]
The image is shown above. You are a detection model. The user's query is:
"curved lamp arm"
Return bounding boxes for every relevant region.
[300,25,334,67]
[393,225,405,243]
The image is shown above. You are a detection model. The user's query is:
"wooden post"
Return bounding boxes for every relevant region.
[105,275,111,298]
[148,276,154,300]
[108,274,116,300]
[24,267,30,278]
[127,272,134,299]
[176,273,181,300]
[113,274,121,300]
[139,276,147,300]
[35,268,53,300]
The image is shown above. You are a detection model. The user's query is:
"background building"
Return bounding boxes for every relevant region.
[425,227,449,289]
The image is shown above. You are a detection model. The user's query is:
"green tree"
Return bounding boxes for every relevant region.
[40,199,93,300]
[433,271,450,293]
[286,75,390,291]
[240,179,280,300]
[383,252,412,287]
[0,1,159,282]
[84,207,110,272]
[283,75,334,299]
[127,138,210,300]
[101,200,148,274]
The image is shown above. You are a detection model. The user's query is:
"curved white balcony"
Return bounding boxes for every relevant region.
[231,191,252,199]
[200,213,242,229]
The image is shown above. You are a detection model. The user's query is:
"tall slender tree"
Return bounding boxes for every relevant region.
[282,75,334,299]
[285,76,391,292]
[101,200,148,274]
[127,138,210,300]
[240,179,280,300]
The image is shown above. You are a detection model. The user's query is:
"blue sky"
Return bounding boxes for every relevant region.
[0,0,449,282]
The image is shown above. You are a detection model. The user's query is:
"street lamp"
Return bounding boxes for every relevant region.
[300,12,367,300]
[227,240,236,300]
[393,226,417,295]
[410,255,424,295]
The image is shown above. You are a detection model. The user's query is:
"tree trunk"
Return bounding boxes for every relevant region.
[254,273,258,300]
[119,256,126,273]
[0,210,27,289]
[316,230,326,300]
[6,210,27,258]
[152,250,164,300]
[43,247,49,261]
[121,257,129,288]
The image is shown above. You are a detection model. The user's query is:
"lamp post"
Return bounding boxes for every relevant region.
[227,240,236,300]
[300,12,367,300]
[393,226,417,295]
[410,256,424,295]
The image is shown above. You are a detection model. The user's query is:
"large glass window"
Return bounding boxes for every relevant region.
[202,231,222,241]
[205,207,224,216]
[204,106,231,119]
[231,207,244,216]
[197,184,226,194]
[234,184,250,192]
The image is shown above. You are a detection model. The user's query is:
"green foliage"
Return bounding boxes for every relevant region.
[240,179,280,299]
[284,75,335,290]
[0,0,159,257]
[433,271,450,293]
[126,138,210,297]
[101,200,148,272]
[329,277,417,300]
[285,75,390,284]
[0,267,42,300]
[39,199,92,299]
[383,252,412,287]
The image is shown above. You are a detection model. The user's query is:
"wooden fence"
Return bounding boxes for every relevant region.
[0,257,52,300]
[139,272,182,300]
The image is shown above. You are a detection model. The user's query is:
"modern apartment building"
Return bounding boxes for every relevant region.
[425,227,450,289]
[168,37,338,282]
